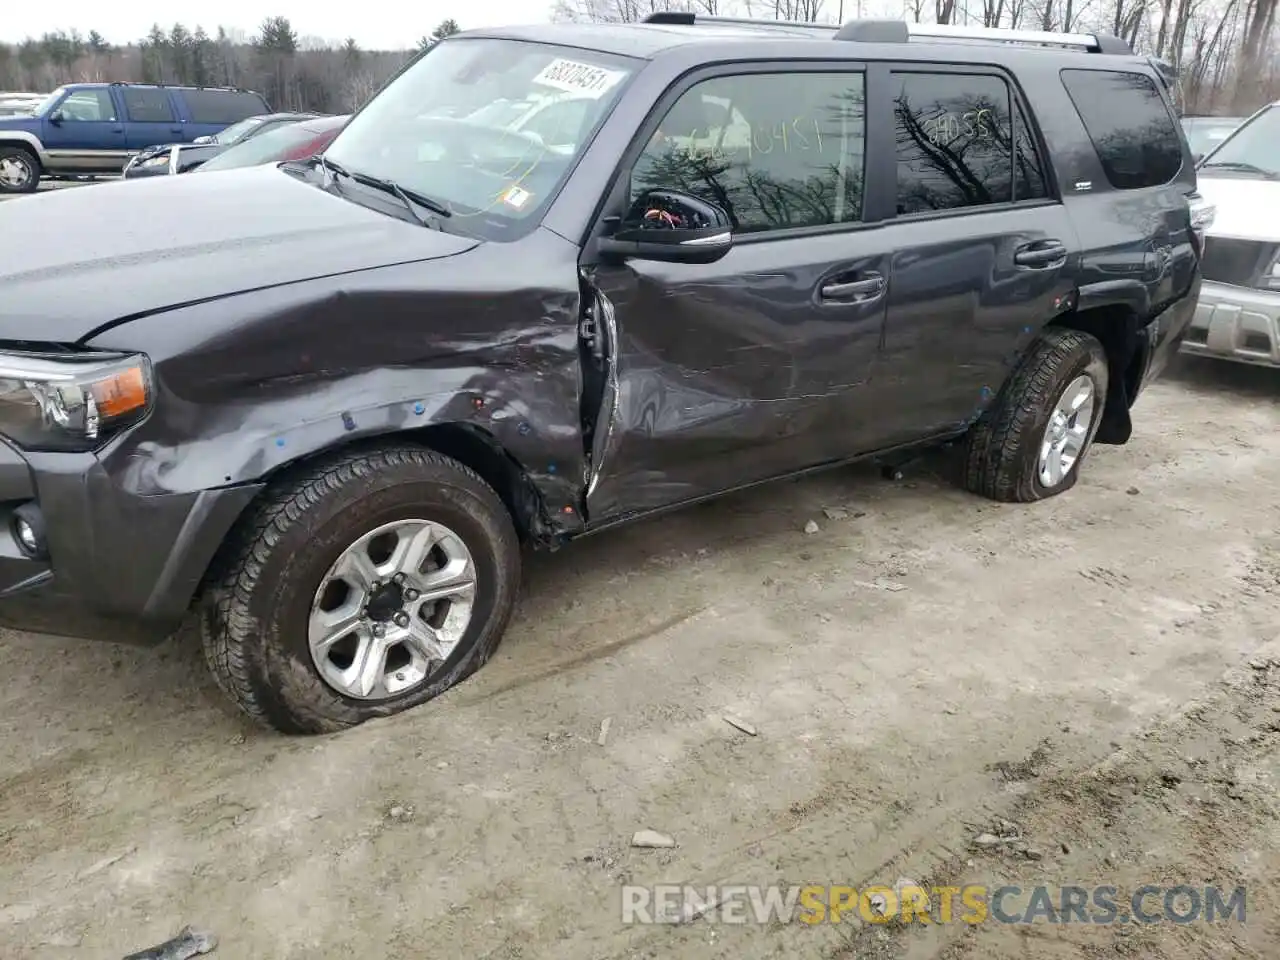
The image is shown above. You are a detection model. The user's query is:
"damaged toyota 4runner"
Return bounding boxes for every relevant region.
[0,17,1204,734]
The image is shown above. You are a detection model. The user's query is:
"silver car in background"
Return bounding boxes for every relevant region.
[1183,102,1280,368]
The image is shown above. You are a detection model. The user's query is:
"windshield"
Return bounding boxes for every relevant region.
[215,117,265,145]
[1200,105,1280,177]
[1183,118,1243,157]
[198,121,326,172]
[323,37,637,240]
[32,87,66,117]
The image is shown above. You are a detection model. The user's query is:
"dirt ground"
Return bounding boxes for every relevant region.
[2,354,1278,960]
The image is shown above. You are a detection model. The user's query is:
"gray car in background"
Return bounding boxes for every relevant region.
[122,112,320,179]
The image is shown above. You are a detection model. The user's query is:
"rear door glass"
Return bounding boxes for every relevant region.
[122,87,175,123]
[892,70,1053,215]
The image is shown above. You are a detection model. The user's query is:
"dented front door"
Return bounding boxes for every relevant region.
[581,228,891,523]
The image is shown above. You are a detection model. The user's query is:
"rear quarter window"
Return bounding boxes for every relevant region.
[1060,68,1183,190]
[182,89,270,125]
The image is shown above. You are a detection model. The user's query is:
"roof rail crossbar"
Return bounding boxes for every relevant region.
[832,19,909,42]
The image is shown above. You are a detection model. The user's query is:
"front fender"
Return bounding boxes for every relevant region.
[87,241,590,535]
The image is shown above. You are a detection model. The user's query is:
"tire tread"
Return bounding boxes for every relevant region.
[201,446,516,734]
[963,327,1106,503]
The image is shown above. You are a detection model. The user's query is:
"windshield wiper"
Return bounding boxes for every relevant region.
[315,154,348,187]
[1200,160,1280,179]
[315,157,452,225]
[370,176,453,225]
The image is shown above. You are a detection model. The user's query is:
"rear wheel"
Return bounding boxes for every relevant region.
[963,327,1109,503]
[0,146,40,194]
[201,446,521,734]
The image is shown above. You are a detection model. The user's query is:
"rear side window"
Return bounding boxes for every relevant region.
[1060,69,1182,189]
[122,87,175,122]
[183,89,269,125]
[892,71,1049,216]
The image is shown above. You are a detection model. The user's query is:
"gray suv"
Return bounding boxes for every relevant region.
[0,16,1203,734]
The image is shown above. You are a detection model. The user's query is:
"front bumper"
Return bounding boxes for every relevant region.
[0,439,261,645]
[1180,281,1280,368]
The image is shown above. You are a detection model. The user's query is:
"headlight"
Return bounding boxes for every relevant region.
[140,154,170,167]
[0,351,153,451]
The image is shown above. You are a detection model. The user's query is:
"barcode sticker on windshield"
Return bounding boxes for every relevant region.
[532,59,625,98]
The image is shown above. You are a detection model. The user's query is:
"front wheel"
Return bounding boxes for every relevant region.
[201,446,521,734]
[0,146,40,194]
[962,327,1109,503]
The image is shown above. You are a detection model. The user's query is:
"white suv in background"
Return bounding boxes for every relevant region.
[1183,102,1280,367]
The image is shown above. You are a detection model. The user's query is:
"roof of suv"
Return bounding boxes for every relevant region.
[250,112,321,123]
[58,81,267,96]
[462,16,1152,69]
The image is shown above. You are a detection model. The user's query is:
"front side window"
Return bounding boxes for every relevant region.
[33,87,67,117]
[1197,105,1280,179]
[56,89,115,122]
[631,71,867,234]
[1060,68,1183,189]
[893,71,1042,215]
[324,38,637,241]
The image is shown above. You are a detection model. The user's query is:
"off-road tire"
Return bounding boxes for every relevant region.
[0,145,40,194]
[962,327,1109,503]
[201,446,521,735]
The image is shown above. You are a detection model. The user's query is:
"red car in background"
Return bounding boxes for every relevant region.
[194,114,349,174]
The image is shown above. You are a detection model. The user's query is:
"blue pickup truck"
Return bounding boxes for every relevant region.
[0,82,270,194]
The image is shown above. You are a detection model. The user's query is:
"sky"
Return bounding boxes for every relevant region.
[2,0,556,50]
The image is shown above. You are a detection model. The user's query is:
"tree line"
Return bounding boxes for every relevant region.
[3,4,1273,116]
[552,0,1277,114]
[0,17,462,114]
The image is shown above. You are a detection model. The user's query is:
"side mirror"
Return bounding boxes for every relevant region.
[48,110,64,125]
[598,189,733,265]
[192,135,214,145]
[1192,152,1204,165]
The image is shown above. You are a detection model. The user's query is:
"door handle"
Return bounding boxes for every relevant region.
[820,274,885,302]
[1014,240,1068,268]
[170,127,183,134]
[111,126,123,133]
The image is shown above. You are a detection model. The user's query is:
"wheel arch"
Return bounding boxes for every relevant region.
[0,132,46,164]
[1049,303,1146,445]
[191,423,554,608]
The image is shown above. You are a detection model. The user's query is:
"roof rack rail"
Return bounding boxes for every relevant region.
[107,80,258,93]
[642,11,1132,54]
[642,11,834,32]
[895,21,1131,53]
